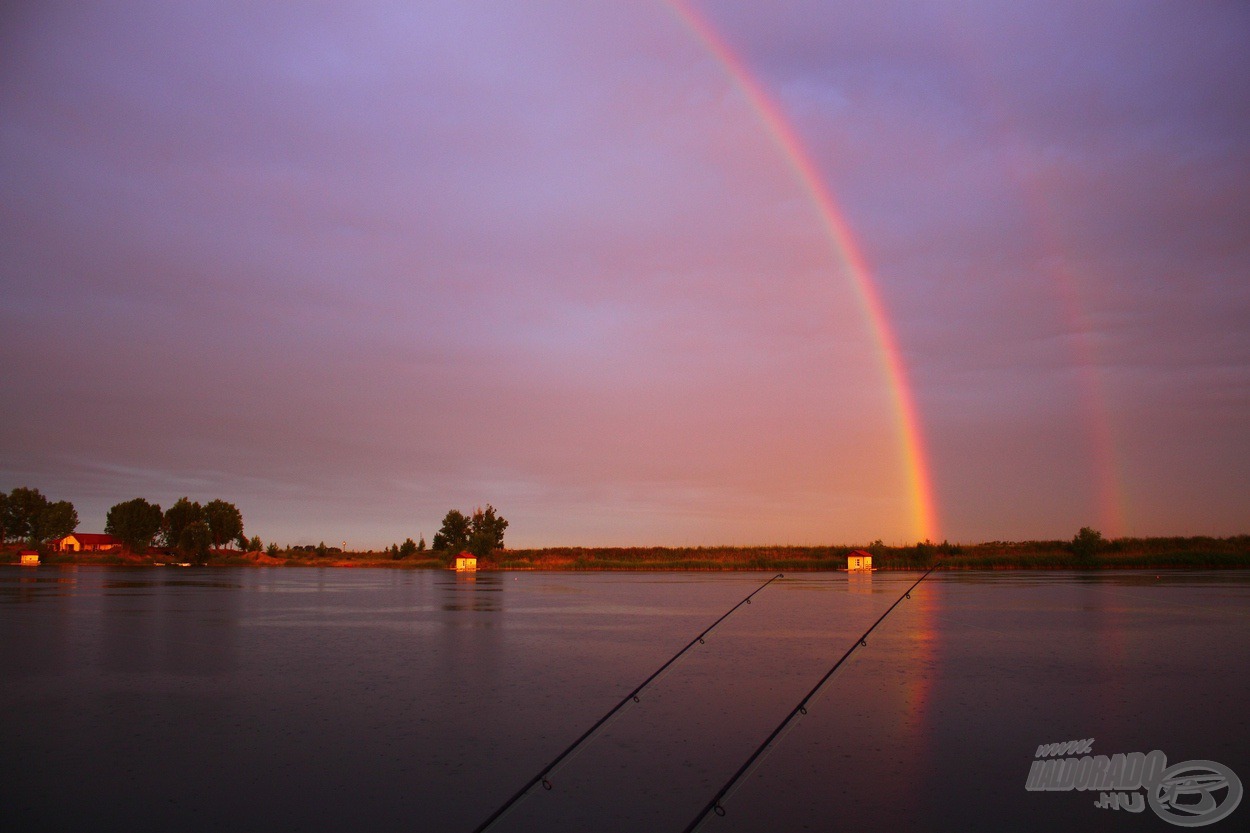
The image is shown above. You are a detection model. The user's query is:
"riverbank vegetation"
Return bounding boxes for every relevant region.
[2,482,1244,569]
[488,535,1250,570]
[1,485,249,564]
[0,487,78,548]
[11,533,1248,570]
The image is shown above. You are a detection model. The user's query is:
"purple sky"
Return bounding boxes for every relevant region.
[3,1,1247,548]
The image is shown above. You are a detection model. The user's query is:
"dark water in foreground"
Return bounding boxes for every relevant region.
[1,568,1246,832]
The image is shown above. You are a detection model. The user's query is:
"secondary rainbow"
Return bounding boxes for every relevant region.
[666,1,939,541]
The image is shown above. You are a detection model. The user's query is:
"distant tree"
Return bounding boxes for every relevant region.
[178,520,212,562]
[914,539,936,567]
[467,505,508,557]
[203,499,244,550]
[4,487,47,544]
[163,498,204,548]
[316,541,328,558]
[2,488,78,546]
[1072,527,1105,561]
[433,510,471,553]
[106,498,164,553]
[417,536,426,552]
[265,542,280,557]
[36,500,78,545]
[236,532,249,551]
[247,535,263,552]
[399,538,418,558]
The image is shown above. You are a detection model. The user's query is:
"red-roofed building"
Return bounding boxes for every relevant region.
[57,533,122,553]
[847,550,874,571]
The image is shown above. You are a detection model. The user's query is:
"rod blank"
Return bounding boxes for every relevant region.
[682,566,938,833]
[472,572,785,833]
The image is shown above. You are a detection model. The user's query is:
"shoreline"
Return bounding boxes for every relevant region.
[9,538,1250,571]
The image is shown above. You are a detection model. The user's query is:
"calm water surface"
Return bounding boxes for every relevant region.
[1,568,1246,832]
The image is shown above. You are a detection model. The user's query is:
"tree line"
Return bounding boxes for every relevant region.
[0,487,79,548]
[5,486,508,563]
[433,505,508,557]
[387,505,508,560]
[105,497,245,560]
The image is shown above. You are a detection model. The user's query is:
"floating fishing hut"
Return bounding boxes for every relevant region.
[847,550,874,571]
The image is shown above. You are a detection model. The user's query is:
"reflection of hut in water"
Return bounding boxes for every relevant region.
[19,550,41,566]
[454,553,477,572]
[847,571,873,594]
[847,550,874,571]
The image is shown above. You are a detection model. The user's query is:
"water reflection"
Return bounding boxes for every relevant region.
[102,578,243,591]
[0,568,80,675]
[440,571,504,612]
[97,569,240,677]
[846,571,873,594]
[0,570,76,603]
[1,568,1247,833]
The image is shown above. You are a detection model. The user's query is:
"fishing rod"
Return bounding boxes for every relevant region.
[682,565,938,833]
[472,572,785,833]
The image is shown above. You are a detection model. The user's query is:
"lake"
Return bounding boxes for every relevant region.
[2,567,1246,831]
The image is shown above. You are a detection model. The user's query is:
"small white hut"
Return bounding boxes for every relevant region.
[847,550,874,571]
[454,553,477,572]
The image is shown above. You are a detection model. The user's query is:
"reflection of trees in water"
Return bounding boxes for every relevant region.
[0,573,76,604]
[441,572,504,612]
[98,570,241,677]
[1,572,79,675]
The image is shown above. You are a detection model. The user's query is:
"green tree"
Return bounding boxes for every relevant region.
[433,510,471,553]
[106,498,164,553]
[4,487,47,543]
[247,535,263,552]
[1072,527,1105,561]
[913,539,936,567]
[417,536,426,552]
[265,542,280,557]
[164,498,204,548]
[2,488,78,546]
[467,505,508,557]
[204,499,244,550]
[316,541,328,558]
[396,538,418,560]
[178,520,212,562]
[36,500,78,545]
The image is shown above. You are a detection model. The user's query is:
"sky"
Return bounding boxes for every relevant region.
[2,1,1248,548]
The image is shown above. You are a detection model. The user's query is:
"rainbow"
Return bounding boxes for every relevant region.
[1026,211,1127,535]
[665,1,939,541]
[937,18,1125,535]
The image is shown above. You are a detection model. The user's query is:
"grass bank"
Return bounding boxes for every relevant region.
[8,535,1249,570]
[491,538,1250,571]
